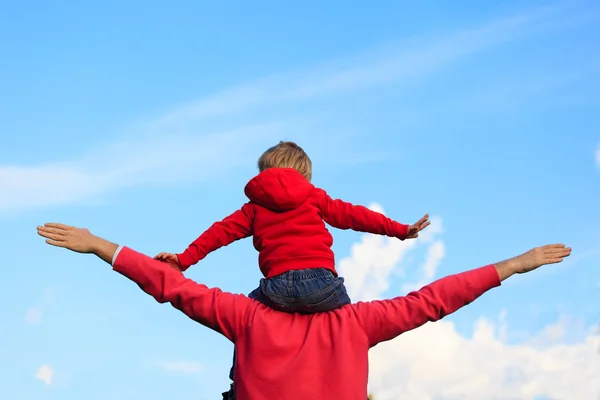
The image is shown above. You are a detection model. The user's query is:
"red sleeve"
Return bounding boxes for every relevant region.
[113,247,252,342]
[177,203,254,270]
[352,265,501,346]
[317,189,409,239]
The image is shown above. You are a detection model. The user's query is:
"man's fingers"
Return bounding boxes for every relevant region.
[37,228,69,243]
[544,257,565,265]
[545,248,571,259]
[541,244,566,249]
[43,223,71,230]
[37,229,65,241]
[544,247,571,256]
[39,232,66,242]
[540,248,571,266]
[38,226,67,236]
[45,239,66,248]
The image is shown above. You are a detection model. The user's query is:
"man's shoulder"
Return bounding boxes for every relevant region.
[247,302,363,328]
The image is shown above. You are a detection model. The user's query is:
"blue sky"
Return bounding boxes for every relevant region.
[1,1,599,399]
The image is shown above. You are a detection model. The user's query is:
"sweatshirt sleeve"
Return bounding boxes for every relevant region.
[317,189,409,239]
[352,265,501,347]
[113,246,252,342]
[177,203,254,270]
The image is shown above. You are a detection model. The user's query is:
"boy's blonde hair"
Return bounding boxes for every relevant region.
[258,141,312,181]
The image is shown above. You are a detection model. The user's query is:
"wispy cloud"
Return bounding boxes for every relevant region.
[595,144,600,168]
[0,123,282,213]
[1,3,592,214]
[24,288,55,325]
[25,307,42,324]
[149,4,579,125]
[152,360,204,374]
[34,365,54,386]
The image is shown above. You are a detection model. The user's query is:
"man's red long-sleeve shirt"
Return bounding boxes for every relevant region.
[177,168,410,277]
[113,246,501,400]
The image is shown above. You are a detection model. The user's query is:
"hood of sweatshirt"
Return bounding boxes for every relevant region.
[244,168,314,212]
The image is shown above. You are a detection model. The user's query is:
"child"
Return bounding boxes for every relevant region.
[154,141,430,399]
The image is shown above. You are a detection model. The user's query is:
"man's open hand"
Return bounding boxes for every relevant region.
[495,244,572,281]
[37,223,97,253]
[405,214,430,239]
[511,244,572,274]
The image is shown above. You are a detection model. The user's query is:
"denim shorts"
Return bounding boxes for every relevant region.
[248,267,351,313]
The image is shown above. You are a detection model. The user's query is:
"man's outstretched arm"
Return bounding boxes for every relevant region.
[353,244,571,346]
[37,223,252,342]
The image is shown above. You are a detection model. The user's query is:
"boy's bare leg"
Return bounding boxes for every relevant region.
[495,244,571,281]
[37,223,118,264]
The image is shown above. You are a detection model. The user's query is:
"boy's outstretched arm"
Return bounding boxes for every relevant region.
[175,203,254,270]
[317,189,428,240]
[352,244,571,347]
[37,223,251,342]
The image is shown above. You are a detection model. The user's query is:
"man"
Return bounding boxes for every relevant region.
[37,223,571,400]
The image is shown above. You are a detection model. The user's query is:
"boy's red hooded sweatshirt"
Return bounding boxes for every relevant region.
[177,168,409,278]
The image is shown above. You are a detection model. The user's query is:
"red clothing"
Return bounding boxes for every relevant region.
[177,168,409,277]
[113,246,501,400]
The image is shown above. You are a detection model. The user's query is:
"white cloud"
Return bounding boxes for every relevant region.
[338,204,443,302]
[368,318,600,400]
[401,240,446,293]
[338,233,417,302]
[595,144,600,168]
[153,360,204,374]
[25,307,42,324]
[1,4,584,214]
[341,205,600,399]
[34,365,54,386]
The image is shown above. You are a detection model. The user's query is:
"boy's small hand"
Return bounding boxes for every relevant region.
[406,214,430,239]
[154,252,183,272]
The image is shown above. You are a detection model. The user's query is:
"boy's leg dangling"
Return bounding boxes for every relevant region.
[224,287,260,400]
[224,349,236,399]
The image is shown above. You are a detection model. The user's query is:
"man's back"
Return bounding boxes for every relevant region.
[36,223,571,399]
[235,303,372,399]
[113,246,501,400]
